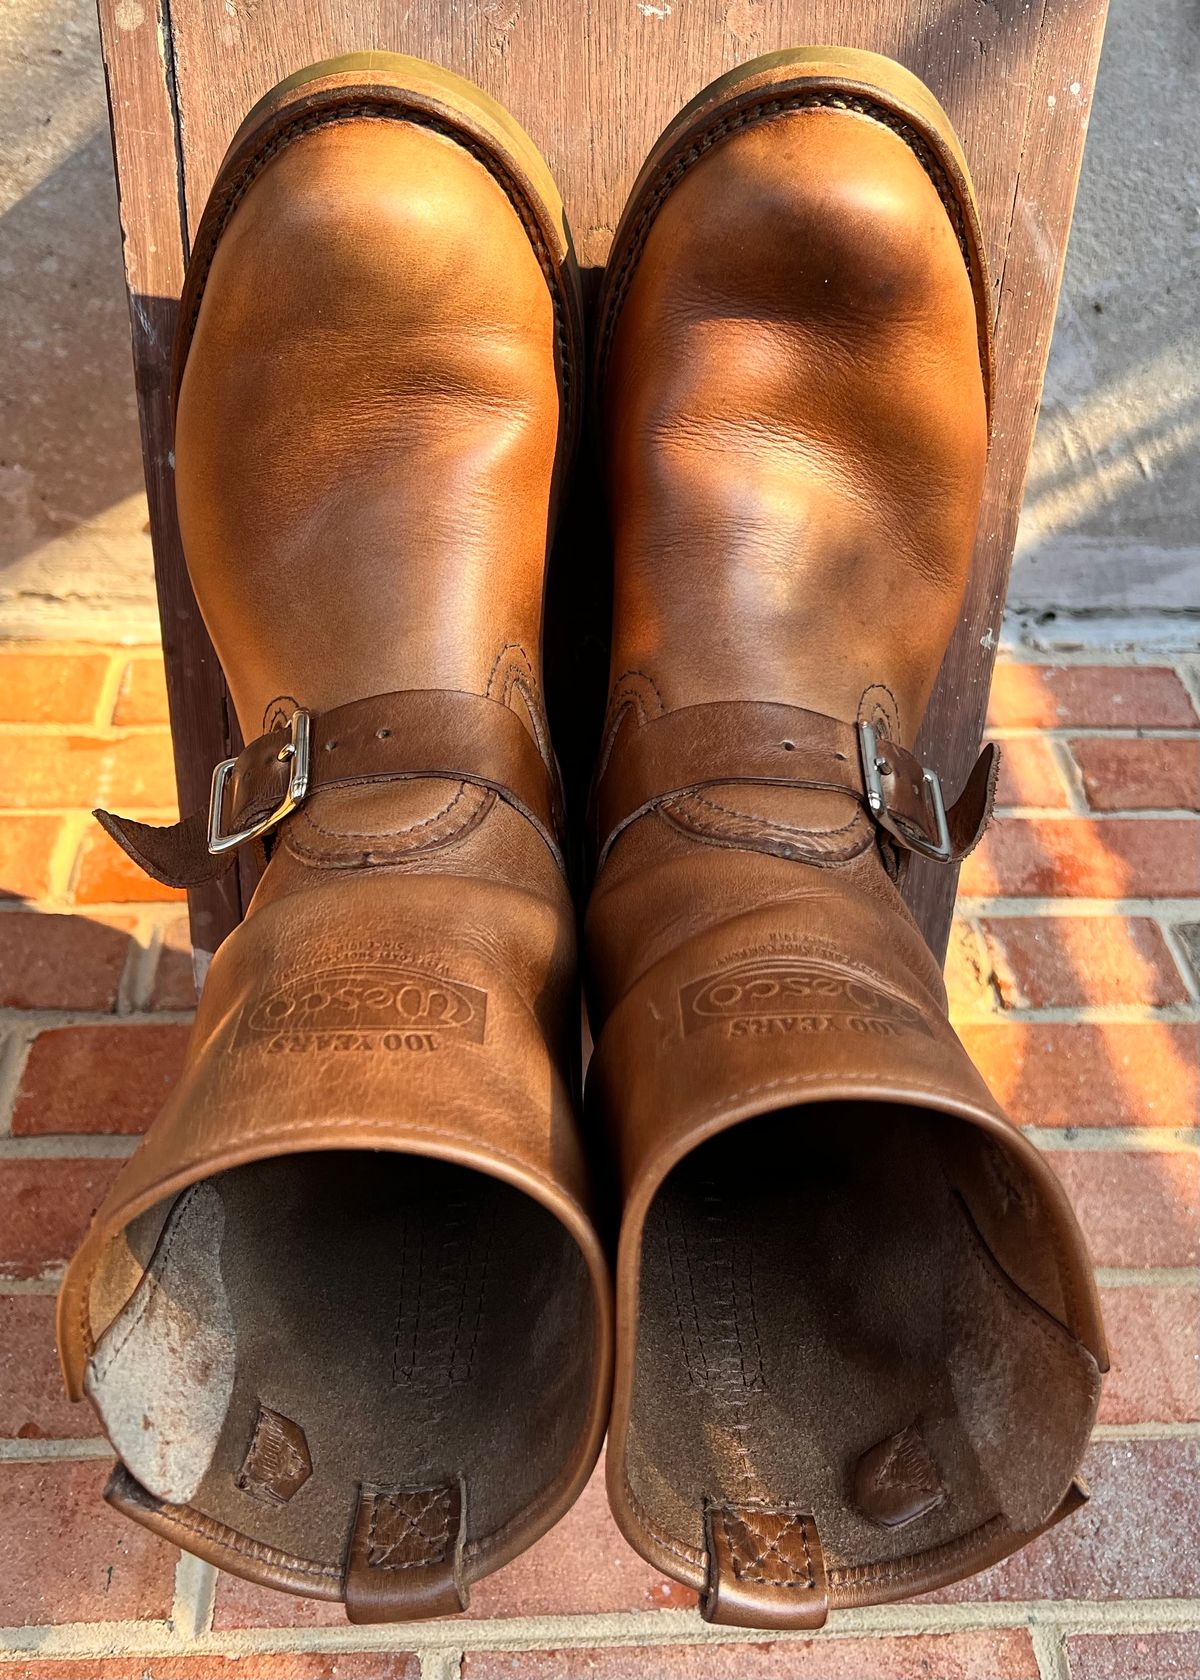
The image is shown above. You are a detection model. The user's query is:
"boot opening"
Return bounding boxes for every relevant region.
[625,1105,1100,1581]
[85,1151,598,1581]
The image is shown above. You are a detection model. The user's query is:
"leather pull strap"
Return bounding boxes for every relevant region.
[96,688,564,888]
[592,699,996,869]
[702,1502,828,1630]
[344,1480,468,1623]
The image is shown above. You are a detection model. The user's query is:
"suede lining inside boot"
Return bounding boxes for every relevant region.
[86,1153,598,1581]
[625,1107,1100,1577]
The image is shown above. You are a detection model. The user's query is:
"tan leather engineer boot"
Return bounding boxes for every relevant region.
[56,54,610,1622]
[586,47,1106,1628]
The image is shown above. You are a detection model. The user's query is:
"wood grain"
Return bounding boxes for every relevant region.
[95,0,242,961]
[96,0,1109,959]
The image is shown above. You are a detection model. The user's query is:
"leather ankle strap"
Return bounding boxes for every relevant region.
[591,699,997,870]
[96,688,565,889]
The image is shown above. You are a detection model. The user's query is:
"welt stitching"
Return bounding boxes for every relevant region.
[827,1511,1009,1591]
[599,90,976,393]
[133,1498,340,1578]
[184,101,570,413]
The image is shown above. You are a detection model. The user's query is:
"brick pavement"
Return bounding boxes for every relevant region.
[0,640,1196,1678]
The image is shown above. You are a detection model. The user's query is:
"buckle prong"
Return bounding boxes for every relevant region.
[858,720,952,863]
[207,709,311,856]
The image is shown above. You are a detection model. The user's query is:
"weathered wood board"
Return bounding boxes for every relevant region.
[97,0,1109,962]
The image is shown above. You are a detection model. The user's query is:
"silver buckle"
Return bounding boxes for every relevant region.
[207,709,312,856]
[858,720,952,863]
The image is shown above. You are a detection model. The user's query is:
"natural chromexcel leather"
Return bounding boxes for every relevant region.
[585,47,1107,1626]
[56,53,610,1621]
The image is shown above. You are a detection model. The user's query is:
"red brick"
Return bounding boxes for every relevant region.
[959,817,1200,898]
[0,1158,123,1278]
[0,730,177,810]
[12,1023,190,1136]
[70,824,185,904]
[924,1439,1198,1602]
[1044,1151,1199,1269]
[213,1576,348,1629]
[959,1022,1200,1129]
[111,652,170,726]
[1072,737,1200,813]
[469,1460,695,1618]
[993,736,1071,809]
[0,1458,175,1622]
[986,665,1198,730]
[5,1662,417,1679]
[0,815,64,900]
[0,650,112,725]
[1098,1287,1200,1425]
[981,916,1188,1008]
[0,911,136,1009]
[462,1632,1038,1679]
[149,912,196,1009]
[0,1294,84,1438]
[1066,1633,1200,1680]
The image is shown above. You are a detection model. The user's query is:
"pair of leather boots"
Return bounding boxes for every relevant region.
[58,47,1106,1628]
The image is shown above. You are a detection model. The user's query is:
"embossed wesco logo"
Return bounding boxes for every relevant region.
[679,958,930,1040]
[245,965,487,1053]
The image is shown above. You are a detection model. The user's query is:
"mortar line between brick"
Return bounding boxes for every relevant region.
[0,1134,139,1159]
[46,813,90,904]
[0,1032,30,1139]
[1021,1127,1198,1152]
[1160,919,1200,1005]
[0,1439,110,1461]
[997,642,1200,669]
[1090,1422,1200,1440]
[955,896,1200,918]
[952,1003,1200,1025]
[0,1273,62,1295]
[170,1554,217,1641]
[1031,1622,1073,1680]
[2,1600,1200,1657]
[986,726,1200,741]
[996,804,1200,820]
[0,1008,194,1030]
[419,1650,463,1680]
[92,652,129,730]
[1094,1267,1200,1287]
[1174,659,1200,716]
[1048,736,1089,817]
[0,813,179,830]
[0,721,175,739]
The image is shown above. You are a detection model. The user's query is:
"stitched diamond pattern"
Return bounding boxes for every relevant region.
[366,1486,453,1571]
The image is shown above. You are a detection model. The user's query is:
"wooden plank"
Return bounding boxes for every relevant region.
[95,0,241,967]
[908,0,1111,953]
[96,0,1109,960]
